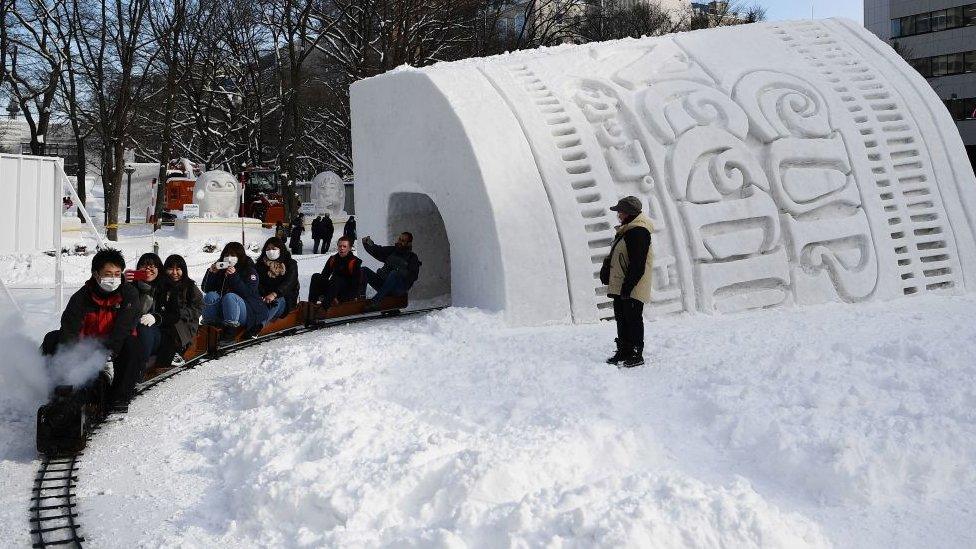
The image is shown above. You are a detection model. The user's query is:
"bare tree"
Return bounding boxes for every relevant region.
[5,0,69,155]
[72,0,158,240]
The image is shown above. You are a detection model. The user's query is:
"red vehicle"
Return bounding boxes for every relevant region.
[238,167,286,225]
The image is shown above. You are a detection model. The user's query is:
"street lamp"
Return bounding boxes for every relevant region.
[124,164,135,224]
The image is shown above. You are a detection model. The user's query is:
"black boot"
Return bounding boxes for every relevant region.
[606,339,630,365]
[619,345,644,368]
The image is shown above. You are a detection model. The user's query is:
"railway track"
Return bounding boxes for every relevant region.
[28,305,445,548]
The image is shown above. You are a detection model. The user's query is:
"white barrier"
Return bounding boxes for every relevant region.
[0,154,105,311]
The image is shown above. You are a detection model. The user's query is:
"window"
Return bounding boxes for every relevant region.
[947,53,966,75]
[946,7,964,28]
[891,4,976,36]
[966,51,976,73]
[932,55,948,77]
[915,12,931,33]
[891,18,902,37]
[902,15,915,35]
[911,57,931,77]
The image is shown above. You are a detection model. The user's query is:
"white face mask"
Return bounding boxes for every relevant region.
[265,249,280,261]
[98,276,122,292]
[222,256,239,266]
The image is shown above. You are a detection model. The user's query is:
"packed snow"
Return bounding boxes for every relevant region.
[3,227,975,548]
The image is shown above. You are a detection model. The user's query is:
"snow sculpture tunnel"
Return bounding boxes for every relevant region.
[351,18,976,326]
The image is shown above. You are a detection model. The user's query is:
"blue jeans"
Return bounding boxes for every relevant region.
[363,268,410,303]
[203,291,248,327]
[266,297,287,322]
[136,324,162,367]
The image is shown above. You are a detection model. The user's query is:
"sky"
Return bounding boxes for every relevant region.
[759,0,864,24]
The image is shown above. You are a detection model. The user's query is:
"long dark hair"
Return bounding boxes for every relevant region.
[163,254,195,287]
[137,252,164,286]
[259,237,292,263]
[219,242,255,272]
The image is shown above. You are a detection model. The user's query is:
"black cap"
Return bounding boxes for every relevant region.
[609,196,642,215]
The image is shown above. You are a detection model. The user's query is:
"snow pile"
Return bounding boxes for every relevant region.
[74,296,963,547]
[188,310,827,547]
[693,338,976,504]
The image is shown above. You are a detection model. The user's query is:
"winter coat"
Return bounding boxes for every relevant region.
[316,216,334,241]
[134,279,161,316]
[602,213,653,303]
[257,257,300,312]
[153,279,204,347]
[363,240,421,287]
[322,252,362,283]
[59,280,140,354]
[202,264,270,330]
[290,219,304,240]
[275,225,287,240]
[343,218,356,241]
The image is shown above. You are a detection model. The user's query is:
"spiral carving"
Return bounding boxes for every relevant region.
[732,71,831,143]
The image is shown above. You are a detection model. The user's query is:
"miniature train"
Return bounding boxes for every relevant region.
[36,295,408,456]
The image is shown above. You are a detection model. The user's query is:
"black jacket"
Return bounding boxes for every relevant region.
[59,281,140,355]
[202,265,269,330]
[312,216,334,240]
[290,219,304,240]
[322,252,362,282]
[363,240,421,286]
[343,218,356,240]
[153,280,204,346]
[256,257,300,312]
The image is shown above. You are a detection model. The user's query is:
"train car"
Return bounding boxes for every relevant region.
[37,295,409,455]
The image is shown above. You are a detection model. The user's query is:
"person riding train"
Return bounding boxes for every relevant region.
[308,235,362,311]
[150,254,204,368]
[361,232,421,311]
[202,242,270,339]
[40,249,142,407]
[129,252,165,373]
[256,237,300,324]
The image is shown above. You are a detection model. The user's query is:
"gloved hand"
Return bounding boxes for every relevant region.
[139,313,157,327]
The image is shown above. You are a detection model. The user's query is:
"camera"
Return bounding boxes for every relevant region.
[214,261,232,270]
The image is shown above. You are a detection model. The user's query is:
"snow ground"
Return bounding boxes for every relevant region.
[2,230,976,548]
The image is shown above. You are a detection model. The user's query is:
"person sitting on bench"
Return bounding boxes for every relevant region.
[308,236,362,310]
[41,249,141,407]
[361,232,421,311]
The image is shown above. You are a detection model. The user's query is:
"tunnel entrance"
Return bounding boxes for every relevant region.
[386,192,451,303]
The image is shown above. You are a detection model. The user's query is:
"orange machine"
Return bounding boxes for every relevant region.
[164,176,197,213]
[239,167,286,225]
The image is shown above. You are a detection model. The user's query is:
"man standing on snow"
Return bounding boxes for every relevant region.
[600,196,653,368]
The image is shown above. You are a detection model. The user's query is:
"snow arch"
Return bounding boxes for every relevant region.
[351,18,976,326]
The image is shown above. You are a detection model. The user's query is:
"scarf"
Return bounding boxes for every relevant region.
[263,257,287,278]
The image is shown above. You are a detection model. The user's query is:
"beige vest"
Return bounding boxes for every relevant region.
[607,213,654,303]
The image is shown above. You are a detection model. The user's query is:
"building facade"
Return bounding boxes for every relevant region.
[865,1,976,171]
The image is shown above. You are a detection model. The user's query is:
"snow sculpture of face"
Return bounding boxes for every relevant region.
[311,171,346,217]
[193,170,241,218]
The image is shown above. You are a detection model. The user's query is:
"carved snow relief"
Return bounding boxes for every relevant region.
[352,19,976,325]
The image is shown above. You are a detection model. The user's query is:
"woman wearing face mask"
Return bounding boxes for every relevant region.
[152,254,204,368]
[40,249,142,407]
[201,242,270,339]
[128,253,166,372]
[255,237,299,325]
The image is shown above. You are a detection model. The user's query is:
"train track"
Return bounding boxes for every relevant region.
[28,306,445,548]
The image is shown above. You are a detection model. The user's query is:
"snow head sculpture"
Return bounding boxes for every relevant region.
[311,171,346,217]
[352,18,976,326]
[193,170,241,218]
